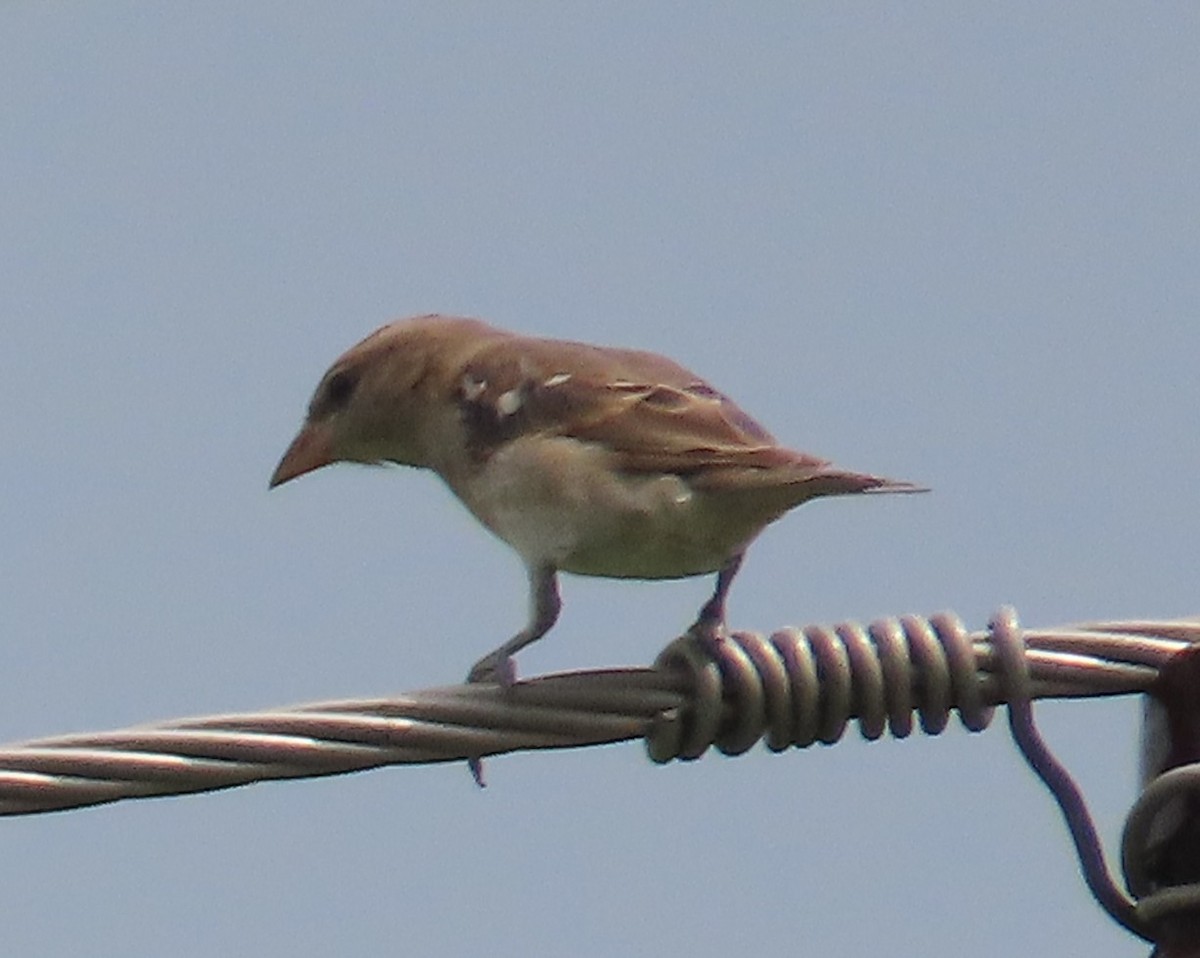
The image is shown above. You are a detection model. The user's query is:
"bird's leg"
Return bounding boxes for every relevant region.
[687,552,744,653]
[466,568,561,785]
[467,565,561,686]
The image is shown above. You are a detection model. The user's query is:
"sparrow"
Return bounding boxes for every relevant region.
[270,314,923,685]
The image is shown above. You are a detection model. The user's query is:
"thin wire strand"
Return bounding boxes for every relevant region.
[0,609,1193,817]
[988,607,1147,939]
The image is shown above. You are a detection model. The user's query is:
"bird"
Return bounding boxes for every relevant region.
[269,314,923,685]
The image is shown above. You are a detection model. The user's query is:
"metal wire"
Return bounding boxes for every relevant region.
[0,608,1194,817]
[989,608,1146,939]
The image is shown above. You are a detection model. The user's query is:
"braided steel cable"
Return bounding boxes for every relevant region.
[0,608,1193,817]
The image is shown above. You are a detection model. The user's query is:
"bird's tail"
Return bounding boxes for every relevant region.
[802,469,929,499]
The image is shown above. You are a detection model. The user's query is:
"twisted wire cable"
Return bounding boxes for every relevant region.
[0,608,1193,817]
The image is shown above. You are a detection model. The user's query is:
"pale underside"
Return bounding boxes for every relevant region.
[447,433,807,579]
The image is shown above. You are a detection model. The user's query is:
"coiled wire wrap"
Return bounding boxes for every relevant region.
[646,610,1181,761]
[0,608,1190,820]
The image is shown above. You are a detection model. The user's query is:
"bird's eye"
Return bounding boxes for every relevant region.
[323,369,358,409]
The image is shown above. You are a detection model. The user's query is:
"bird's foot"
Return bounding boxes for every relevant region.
[685,616,728,658]
[464,655,516,787]
[467,651,517,687]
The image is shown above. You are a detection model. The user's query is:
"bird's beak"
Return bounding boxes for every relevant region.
[269,422,335,488]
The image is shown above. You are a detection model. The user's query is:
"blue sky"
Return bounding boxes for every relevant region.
[2,5,1197,955]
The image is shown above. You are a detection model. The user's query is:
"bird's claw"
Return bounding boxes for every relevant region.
[466,653,517,687]
[685,618,728,658]
[463,654,516,786]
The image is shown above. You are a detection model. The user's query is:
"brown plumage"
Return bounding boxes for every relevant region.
[270,314,923,684]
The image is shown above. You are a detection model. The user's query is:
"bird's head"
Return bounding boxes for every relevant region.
[269,314,507,487]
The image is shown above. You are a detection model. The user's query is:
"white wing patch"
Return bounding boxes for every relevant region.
[496,388,523,416]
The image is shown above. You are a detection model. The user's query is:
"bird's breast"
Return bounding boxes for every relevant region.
[445,436,771,579]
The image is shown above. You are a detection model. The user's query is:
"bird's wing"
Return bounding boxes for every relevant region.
[454,335,836,485]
